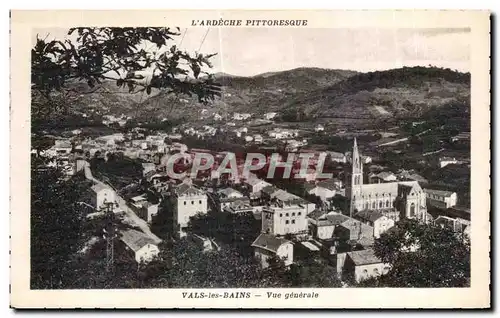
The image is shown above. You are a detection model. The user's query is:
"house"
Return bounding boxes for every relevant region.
[244,176,272,193]
[213,113,223,121]
[91,183,116,209]
[354,210,395,238]
[142,162,156,176]
[219,197,251,210]
[314,124,325,132]
[170,182,208,235]
[339,249,390,283]
[244,136,254,142]
[328,151,347,164]
[434,215,470,239]
[424,189,457,209]
[261,201,309,237]
[439,157,459,168]
[252,233,293,268]
[451,132,470,144]
[253,134,263,143]
[223,201,255,215]
[335,216,374,246]
[361,155,372,164]
[53,140,72,155]
[310,213,350,240]
[307,180,337,202]
[140,202,160,224]
[233,112,252,121]
[369,171,397,183]
[120,229,160,264]
[217,187,244,199]
[264,112,278,120]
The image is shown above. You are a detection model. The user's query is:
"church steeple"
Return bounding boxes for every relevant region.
[347,137,363,216]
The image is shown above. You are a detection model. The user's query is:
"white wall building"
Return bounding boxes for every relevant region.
[171,183,208,233]
[252,233,293,268]
[120,229,160,264]
[424,189,458,209]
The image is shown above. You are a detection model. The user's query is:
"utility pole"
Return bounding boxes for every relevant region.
[102,201,116,274]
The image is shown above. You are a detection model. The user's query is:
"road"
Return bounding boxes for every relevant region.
[82,161,162,244]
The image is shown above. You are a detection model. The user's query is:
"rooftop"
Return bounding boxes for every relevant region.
[355,210,386,223]
[120,229,158,252]
[424,189,455,197]
[251,233,291,253]
[347,249,382,266]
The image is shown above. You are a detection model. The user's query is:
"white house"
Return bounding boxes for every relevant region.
[233,112,252,121]
[245,136,254,142]
[253,134,263,143]
[439,157,459,168]
[338,249,390,283]
[307,179,337,202]
[424,189,458,209]
[354,210,395,239]
[314,124,325,132]
[261,202,309,237]
[217,187,244,199]
[142,162,156,176]
[91,183,116,209]
[171,182,208,234]
[264,112,278,120]
[369,171,397,183]
[244,177,272,193]
[328,151,347,164]
[120,229,160,264]
[252,233,293,268]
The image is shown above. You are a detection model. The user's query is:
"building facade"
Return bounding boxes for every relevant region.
[345,139,428,223]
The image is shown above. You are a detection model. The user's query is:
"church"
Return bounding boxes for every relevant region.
[345,138,428,223]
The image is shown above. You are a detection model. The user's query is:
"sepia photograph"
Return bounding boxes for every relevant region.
[11,10,490,308]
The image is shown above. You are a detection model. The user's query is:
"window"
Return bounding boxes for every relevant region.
[191,201,194,205]
[372,202,375,209]
[410,203,416,217]
[298,212,301,216]
[363,269,368,274]
[199,200,202,204]
[386,200,390,208]
[285,220,289,224]
[374,268,379,275]
[292,213,295,216]
[184,201,187,205]
[379,201,383,208]
[280,214,283,217]
[286,213,289,217]
[292,220,295,224]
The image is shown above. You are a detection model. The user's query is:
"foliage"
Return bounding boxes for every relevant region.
[30,165,91,289]
[289,258,342,287]
[143,239,288,288]
[366,219,470,287]
[188,212,261,256]
[90,154,144,189]
[32,27,221,99]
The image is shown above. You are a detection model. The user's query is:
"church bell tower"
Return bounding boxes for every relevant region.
[346,138,363,216]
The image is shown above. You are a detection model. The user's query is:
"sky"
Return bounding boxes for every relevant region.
[34,27,470,76]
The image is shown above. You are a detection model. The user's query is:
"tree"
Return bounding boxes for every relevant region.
[289,258,342,287]
[31,27,221,130]
[30,165,92,289]
[367,219,470,287]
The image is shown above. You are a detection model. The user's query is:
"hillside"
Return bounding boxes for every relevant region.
[284,67,470,124]
[49,66,470,129]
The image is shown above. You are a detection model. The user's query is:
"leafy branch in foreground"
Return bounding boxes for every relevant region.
[31,27,221,102]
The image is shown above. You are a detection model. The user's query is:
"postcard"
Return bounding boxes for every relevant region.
[10,9,490,308]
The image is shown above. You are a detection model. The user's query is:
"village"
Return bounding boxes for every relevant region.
[32,108,471,286]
